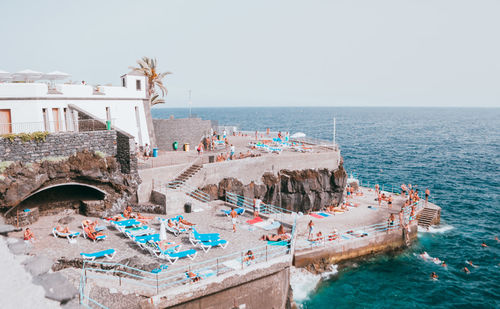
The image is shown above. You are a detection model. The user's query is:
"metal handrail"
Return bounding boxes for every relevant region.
[225,192,294,215]
[165,180,211,203]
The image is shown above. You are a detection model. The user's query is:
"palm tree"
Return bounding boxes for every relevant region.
[129,57,171,106]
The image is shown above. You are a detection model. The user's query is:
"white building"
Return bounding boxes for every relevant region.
[0,71,151,146]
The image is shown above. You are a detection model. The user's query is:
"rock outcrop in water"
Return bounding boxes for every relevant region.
[202,165,347,213]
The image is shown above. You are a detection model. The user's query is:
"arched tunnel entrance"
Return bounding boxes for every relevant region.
[15,183,106,216]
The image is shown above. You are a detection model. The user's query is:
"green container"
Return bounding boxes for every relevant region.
[106,120,111,130]
[173,141,179,150]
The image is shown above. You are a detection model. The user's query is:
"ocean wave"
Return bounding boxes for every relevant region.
[321,264,339,279]
[290,267,322,303]
[291,265,339,303]
[418,224,454,234]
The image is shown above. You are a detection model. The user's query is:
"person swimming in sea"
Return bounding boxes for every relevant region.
[466,260,478,268]
[430,272,438,280]
[481,242,488,248]
[463,267,470,274]
[441,261,447,268]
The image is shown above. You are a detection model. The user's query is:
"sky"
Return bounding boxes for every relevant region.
[1,0,499,108]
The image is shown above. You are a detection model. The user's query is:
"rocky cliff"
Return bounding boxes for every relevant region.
[201,165,347,213]
[0,150,140,217]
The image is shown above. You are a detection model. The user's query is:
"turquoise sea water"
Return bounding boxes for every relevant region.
[153,107,500,308]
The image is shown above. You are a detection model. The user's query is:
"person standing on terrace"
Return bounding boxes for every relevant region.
[425,188,430,203]
[230,208,238,233]
[307,220,315,240]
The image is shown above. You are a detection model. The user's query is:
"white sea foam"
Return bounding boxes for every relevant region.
[321,264,339,279]
[291,265,338,303]
[418,224,454,234]
[290,267,321,303]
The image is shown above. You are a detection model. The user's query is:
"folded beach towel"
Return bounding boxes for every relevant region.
[318,212,330,217]
[246,217,263,225]
[310,213,323,219]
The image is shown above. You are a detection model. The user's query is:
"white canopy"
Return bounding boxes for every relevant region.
[0,70,10,81]
[160,221,167,241]
[42,71,71,81]
[11,69,43,82]
[291,132,306,138]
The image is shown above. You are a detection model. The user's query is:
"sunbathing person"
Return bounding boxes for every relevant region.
[157,240,179,251]
[167,219,179,229]
[243,250,255,263]
[56,225,70,234]
[82,219,99,228]
[178,217,195,227]
[24,228,35,242]
[123,206,133,218]
[260,233,290,241]
[277,224,285,235]
[186,271,201,283]
[84,225,105,241]
[310,231,323,242]
[328,229,339,241]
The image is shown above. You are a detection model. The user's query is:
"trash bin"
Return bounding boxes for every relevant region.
[184,203,192,213]
[183,143,190,152]
[106,120,111,130]
[208,155,215,163]
[173,141,179,151]
[152,148,158,157]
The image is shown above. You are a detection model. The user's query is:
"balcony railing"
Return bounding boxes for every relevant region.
[0,119,115,135]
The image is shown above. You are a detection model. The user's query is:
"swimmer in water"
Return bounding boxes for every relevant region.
[432,257,442,264]
[430,272,438,280]
[420,251,430,260]
[495,236,499,243]
[463,267,470,274]
[441,261,447,268]
[466,260,477,268]
[481,242,488,248]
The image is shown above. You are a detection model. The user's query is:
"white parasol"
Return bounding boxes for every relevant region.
[291,132,306,138]
[42,71,71,81]
[160,221,167,241]
[11,69,43,82]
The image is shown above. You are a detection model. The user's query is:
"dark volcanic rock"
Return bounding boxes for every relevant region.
[0,150,141,218]
[209,165,347,213]
[58,216,75,224]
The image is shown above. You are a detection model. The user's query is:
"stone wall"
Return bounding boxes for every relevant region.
[0,131,116,163]
[153,117,212,151]
[116,130,138,175]
[293,221,419,269]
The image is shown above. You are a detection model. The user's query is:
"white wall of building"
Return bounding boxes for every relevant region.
[0,74,151,145]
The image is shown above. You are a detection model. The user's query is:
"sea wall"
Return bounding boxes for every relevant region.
[140,257,292,309]
[294,222,418,269]
[0,131,116,163]
[153,117,212,151]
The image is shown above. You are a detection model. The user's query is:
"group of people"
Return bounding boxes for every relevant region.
[260,224,290,241]
[421,238,499,280]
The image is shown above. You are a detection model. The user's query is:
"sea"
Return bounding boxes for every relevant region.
[152,107,500,309]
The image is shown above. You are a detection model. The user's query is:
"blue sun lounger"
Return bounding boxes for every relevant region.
[112,219,141,229]
[189,228,220,245]
[220,208,245,217]
[80,249,116,261]
[198,239,228,253]
[52,228,80,241]
[159,248,198,265]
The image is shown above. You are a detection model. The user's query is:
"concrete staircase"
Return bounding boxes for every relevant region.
[171,163,203,187]
[417,207,439,229]
[167,162,210,203]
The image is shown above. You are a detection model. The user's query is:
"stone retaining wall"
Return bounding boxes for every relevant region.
[0,131,116,163]
[153,117,212,151]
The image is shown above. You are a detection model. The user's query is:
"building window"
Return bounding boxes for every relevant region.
[122,78,126,87]
[136,80,141,91]
[106,107,111,122]
[0,109,12,134]
[42,108,49,131]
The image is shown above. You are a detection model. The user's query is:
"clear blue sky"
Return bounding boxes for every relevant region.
[1,0,499,107]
